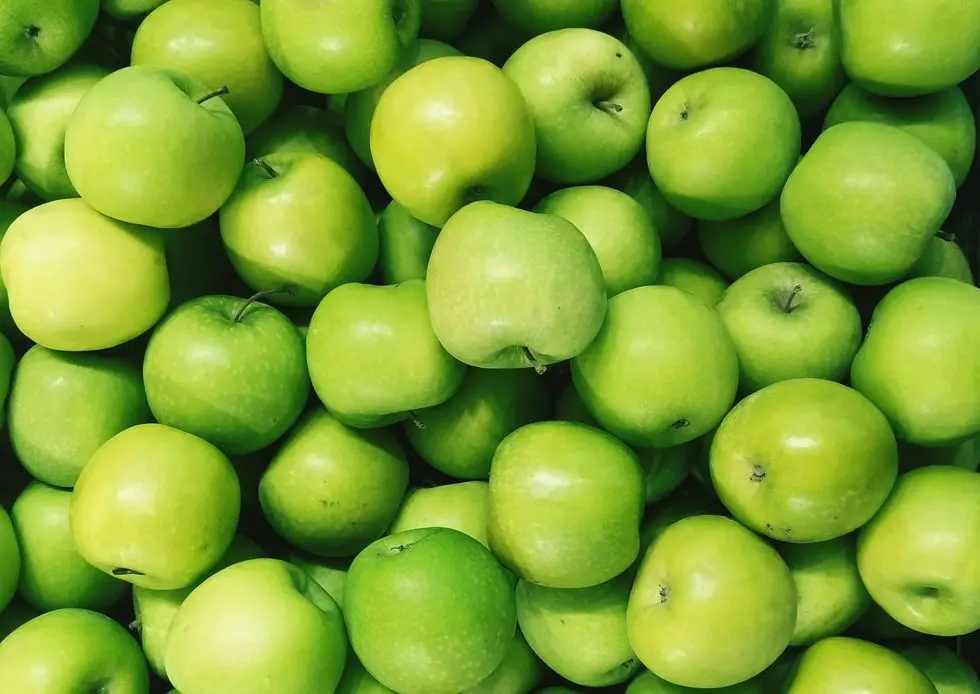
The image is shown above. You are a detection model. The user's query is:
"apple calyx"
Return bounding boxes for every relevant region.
[253,158,279,179]
[750,464,766,483]
[24,24,41,40]
[408,411,426,430]
[595,100,625,116]
[793,29,816,50]
[111,567,145,577]
[658,584,670,604]
[671,418,690,430]
[522,347,548,375]
[196,85,230,105]
[128,618,142,634]
[232,288,286,323]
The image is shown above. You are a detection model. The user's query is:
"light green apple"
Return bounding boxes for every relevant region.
[1,105,14,186]
[858,465,980,636]
[405,367,550,479]
[710,378,898,542]
[0,198,169,351]
[697,199,802,279]
[289,554,350,610]
[389,482,490,547]
[784,637,938,693]
[492,0,618,33]
[572,284,739,448]
[488,421,644,588]
[0,608,149,692]
[638,442,697,504]
[219,153,378,306]
[0,0,100,77]
[503,29,651,184]
[717,262,863,392]
[851,277,980,445]
[376,200,439,284]
[824,84,976,187]
[420,0,479,41]
[64,65,245,229]
[899,644,980,694]
[70,423,240,590]
[908,233,974,283]
[306,279,465,428]
[647,67,801,221]
[0,598,37,641]
[345,527,516,694]
[0,505,18,612]
[781,122,956,285]
[370,56,537,227]
[603,156,693,252]
[627,515,796,688]
[466,630,543,694]
[260,0,421,95]
[657,258,728,307]
[426,201,606,370]
[166,558,348,694]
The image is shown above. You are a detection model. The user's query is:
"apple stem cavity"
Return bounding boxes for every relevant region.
[595,100,624,115]
[253,158,279,178]
[196,85,230,105]
[111,567,145,577]
[232,288,284,323]
[781,284,804,313]
[522,347,547,375]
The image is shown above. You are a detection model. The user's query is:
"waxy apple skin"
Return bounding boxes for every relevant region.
[0,0,100,77]
[783,636,938,693]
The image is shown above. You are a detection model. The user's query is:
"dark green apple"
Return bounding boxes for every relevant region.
[898,644,980,694]
[0,505,18,612]
[375,200,439,284]
[603,156,693,252]
[657,258,728,308]
[697,199,802,279]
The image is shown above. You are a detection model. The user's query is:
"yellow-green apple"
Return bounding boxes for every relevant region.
[492,0,618,33]
[0,198,169,351]
[389,482,490,547]
[711,378,898,542]
[0,505,18,612]
[289,554,349,610]
[419,0,479,41]
[503,29,651,184]
[259,407,409,557]
[637,442,697,504]
[165,558,348,694]
[908,233,974,283]
[572,284,739,448]
[627,515,796,688]
[553,382,600,427]
[306,279,465,428]
[646,67,801,221]
[370,56,536,226]
[657,258,728,307]
[603,156,693,252]
[345,527,516,694]
[376,200,439,284]
[628,669,766,693]
[102,0,165,18]
[784,637,938,693]
[70,423,240,590]
[64,65,245,228]
[466,630,543,694]
[899,644,980,694]
[488,421,644,588]
[850,277,980,445]
[697,199,802,279]
[0,0,100,77]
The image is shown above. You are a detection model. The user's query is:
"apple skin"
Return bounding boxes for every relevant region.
[572,284,740,448]
[627,515,797,689]
[898,644,980,694]
[165,558,348,694]
[850,277,980,446]
[465,630,543,694]
[345,527,517,694]
[0,505,18,612]
[488,421,644,589]
[857,465,980,637]
[370,56,537,227]
[638,442,697,504]
[638,487,726,556]
[553,382,600,427]
[289,554,350,610]
[781,122,956,285]
[848,601,921,642]
[603,156,693,252]
[0,332,12,424]
[710,378,898,543]
[388,482,490,546]
[102,0,166,19]
[492,0,618,33]
[657,258,728,308]
[336,654,396,693]
[0,108,12,185]
[908,234,974,283]
[376,200,439,284]
[420,0,479,41]
[0,198,170,352]
[899,435,980,473]
[0,0,100,77]
[628,669,766,693]
[697,199,802,279]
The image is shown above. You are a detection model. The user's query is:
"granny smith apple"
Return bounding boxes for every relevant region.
[406,367,550,479]
[0,0,100,77]
[0,199,27,335]
[376,200,439,284]
[166,558,348,694]
[64,65,245,228]
[784,636,938,693]
[0,608,149,692]
[857,465,980,636]
[370,56,537,226]
[0,598,37,641]
[492,0,618,33]
[345,527,516,694]
[553,382,600,427]
[850,277,980,446]
[899,644,980,694]
[0,198,169,351]
[638,442,697,504]
[0,107,14,186]
[628,669,766,693]
[420,0,479,41]
[389,482,490,547]
[466,630,543,694]
[604,156,693,252]
[908,233,974,283]
[488,421,644,588]
[0,505,18,612]
[657,258,728,307]
[572,284,739,448]
[503,29,651,183]
[646,67,801,221]
[711,378,898,542]
[697,199,802,279]
[426,201,606,370]
[306,279,465,428]
[70,423,240,590]
[781,122,956,285]
[289,554,350,610]
[627,515,796,688]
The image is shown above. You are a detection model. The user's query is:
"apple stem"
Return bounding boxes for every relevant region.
[128,618,141,633]
[793,28,816,50]
[253,158,279,178]
[409,411,425,430]
[782,284,803,313]
[937,230,956,243]
[522,347,547,375]
[595,100,624,115]
[196,85,230,105]
[232,288,284,323]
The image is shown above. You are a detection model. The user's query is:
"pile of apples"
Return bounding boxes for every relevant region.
[2,0,980,692]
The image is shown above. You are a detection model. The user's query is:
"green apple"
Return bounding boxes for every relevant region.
[376,200,439,284]
[306,279,465,428]
[160,218,237,309]
[908,233,974,283]
[851,277,980,446]
[711,378,898,542]
[454,5,531,66]
[899,644,980,694]
[857,465,980,636]
[426,201,606,370]
[370,56,536,226]
[70,423,240,590]
[492,0,618,33]
[289,554,350,610]
[824,84,976,187]
[0,608,149,691]
[5,63,109,201]
[64,65,245,229]
[572,284,739,448]
[0,198,28,334]
[0,0,100,77]
[839,0,980,97]
[345,527,516,694]
[466,630,543,694]
[638,486,726,556]
[553,382,600,427]
[697,199,802,279]
[131,0,283,134]
[406,367,550,479]
[603,156,693,252]
[0,198,169,351]
[0,105,15,186]
[627,515,796,688]
[646,67,801,221]
[657,258,728,307]
[259,407,409,557]
[628,669,765,693]
[488,421,644,588]
[143,294,310,455]
[784,637,938,693]
[717,262,863,392]
[420,0,479,41]
[336,653,395,693]
[781,122,956,285]
[166,558,348,694]
[535,186,662,296]
[503,29,651,184]
[638,442,697,504]
[0,505,18,612]
[219,153,378,306]
[0,598,37,641]
[389,482,490,546]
